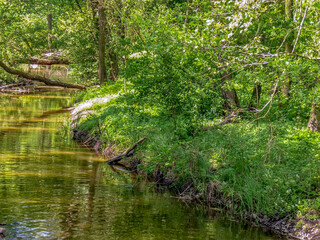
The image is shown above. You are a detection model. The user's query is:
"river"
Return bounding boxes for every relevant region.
[0,83,281,239]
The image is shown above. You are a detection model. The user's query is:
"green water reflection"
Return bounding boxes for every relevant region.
[0,90,281,240]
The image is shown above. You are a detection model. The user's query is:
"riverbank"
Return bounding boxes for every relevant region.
[0,87,283,240]
[70,81,320,240]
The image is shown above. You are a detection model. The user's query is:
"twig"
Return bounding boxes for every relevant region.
[180,182,193,196]
[203,80,279,130]
[294,54,320,61]
[250,80,279,123]
[263,123,274,163]
[277,31,290,52]
[291,6,308,54]
[220,61,269,81]
[257,80,278,113]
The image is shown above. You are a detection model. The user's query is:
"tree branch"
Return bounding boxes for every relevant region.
[277,31,290,52]
[106,138,147,165]
[294,54,320,61]
[291,6,308,54]
[0,61,86,90]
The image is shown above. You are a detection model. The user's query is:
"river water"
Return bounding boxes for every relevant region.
[0,87,282,239]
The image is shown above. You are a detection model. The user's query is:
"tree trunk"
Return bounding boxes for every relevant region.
[48,14,53,50]
[285,0,293,54]
[282,0,293,97]
[308,101,320,132]
[0,61,86,90]
[115,0,125,40]
[108,52,119,81]
[90,0,99,41]
[106,3,120,81]
[28,58,69,65]
[248,84,262,109]
[98,0,107,84]
[221,70,240,113]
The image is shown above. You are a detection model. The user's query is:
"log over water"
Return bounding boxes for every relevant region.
[28,58,69,65]
[0,61,86,90]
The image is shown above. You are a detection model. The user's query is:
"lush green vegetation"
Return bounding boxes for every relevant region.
[1,0,320,232]
[76,82,320,219]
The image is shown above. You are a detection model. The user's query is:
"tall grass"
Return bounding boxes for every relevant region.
[74,83,320,218]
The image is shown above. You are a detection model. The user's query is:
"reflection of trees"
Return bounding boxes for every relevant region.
[0,93,273,240]
[87,161,99,225]
[0,91,79,238]
[0,93,72,129]
[0,94,72,140]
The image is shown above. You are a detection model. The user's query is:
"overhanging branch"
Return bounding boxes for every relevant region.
[0,61,86,90]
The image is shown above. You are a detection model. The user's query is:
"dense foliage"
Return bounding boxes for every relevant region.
[1,0,320,223]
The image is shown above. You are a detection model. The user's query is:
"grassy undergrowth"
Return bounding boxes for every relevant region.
[74,81,320,219]
[0,70,19,85]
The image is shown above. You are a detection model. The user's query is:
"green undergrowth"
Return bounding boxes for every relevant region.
[74,82,320,219]
[0,69,19,85]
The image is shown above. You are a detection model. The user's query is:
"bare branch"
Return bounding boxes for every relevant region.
[294,54,320,61]
[250,80,279,123]
[292,6,309,54]
[106,138,147,165]
[277,31,290,52]
[220,61,269,81]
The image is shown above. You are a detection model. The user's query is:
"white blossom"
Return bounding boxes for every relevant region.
[129,51,147,58]
[206,19,214,26]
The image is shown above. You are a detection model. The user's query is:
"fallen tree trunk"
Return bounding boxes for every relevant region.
[106,137,147,165]
[28,58,69,65]
[0,61,86,90]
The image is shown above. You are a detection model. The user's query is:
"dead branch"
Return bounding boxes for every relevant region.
[28,58,69,65]
[249,80,279,123]
[291,6,308,54]
[0,82,25,90]
[220,61,269,81]
[218,110,240,126]
[0,61,86,90]
[203,80,279,131]
[294,54,320,61]
[106,137,147,165]
[202,110,240,131]
[277,31,290,52]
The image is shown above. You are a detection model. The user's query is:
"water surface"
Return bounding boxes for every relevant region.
[0,90,281,240]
